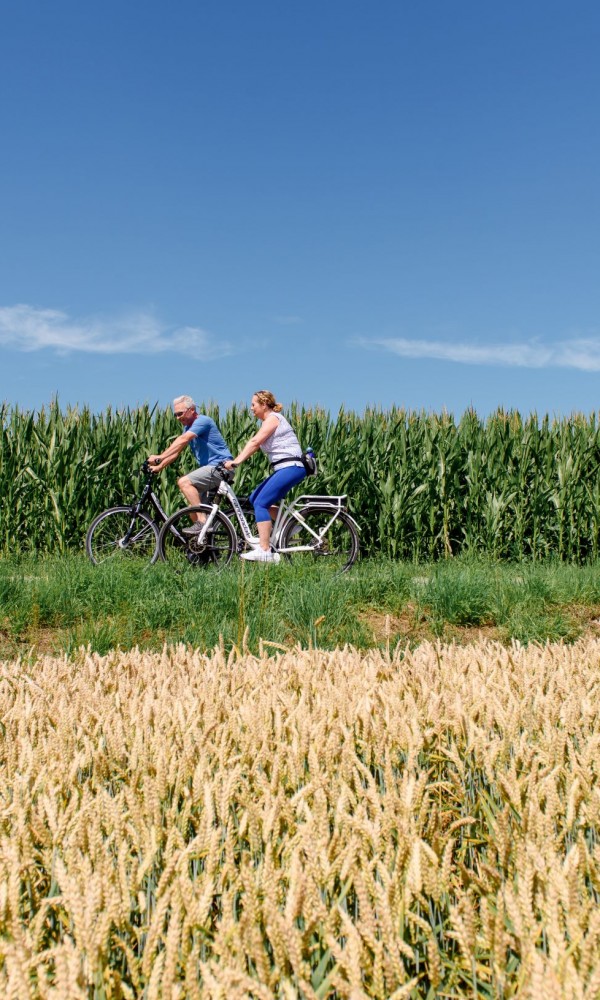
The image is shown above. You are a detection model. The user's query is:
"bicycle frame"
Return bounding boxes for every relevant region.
[274,495,353,553]
[115,470,170,548]
[192,480,354,554]
[189,479,255,547]
[122,465,169,524]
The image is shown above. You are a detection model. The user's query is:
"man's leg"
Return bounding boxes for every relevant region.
[177,476,205,523]
[178,466,221,523]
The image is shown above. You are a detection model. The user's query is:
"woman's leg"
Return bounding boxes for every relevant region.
[249,477,278,551]
[257,518,273,550]
[249,468,306,551]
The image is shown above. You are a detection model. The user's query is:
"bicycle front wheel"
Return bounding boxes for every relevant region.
[158,505,237,571]
[85,506,160,565]
[279,506,359,574]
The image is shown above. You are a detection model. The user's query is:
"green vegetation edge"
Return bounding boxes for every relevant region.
[2,553,600,659]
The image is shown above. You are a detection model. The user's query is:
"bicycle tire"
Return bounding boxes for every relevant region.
[85,506,160,565]
[279,505,359,574]
[158,504,237,571]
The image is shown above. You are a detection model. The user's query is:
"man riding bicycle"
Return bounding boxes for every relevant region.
[148,395,233,534]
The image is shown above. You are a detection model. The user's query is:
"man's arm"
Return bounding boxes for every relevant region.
[148,430,195,472]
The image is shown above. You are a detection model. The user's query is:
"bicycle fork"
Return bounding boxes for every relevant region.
[118,504,149,548]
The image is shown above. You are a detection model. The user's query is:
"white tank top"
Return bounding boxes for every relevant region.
[260,413,302,465]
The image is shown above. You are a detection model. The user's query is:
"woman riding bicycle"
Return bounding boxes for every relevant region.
[224,390,306,563]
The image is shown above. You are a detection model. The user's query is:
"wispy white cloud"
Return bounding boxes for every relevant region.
[356,335,600,371]
[0,304,235,359]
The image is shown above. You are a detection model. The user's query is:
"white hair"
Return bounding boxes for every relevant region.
[172,395,196,410]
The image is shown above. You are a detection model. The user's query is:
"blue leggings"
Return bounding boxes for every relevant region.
[250,466,306,522]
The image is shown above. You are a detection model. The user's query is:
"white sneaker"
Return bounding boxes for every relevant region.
[240,548,281,563]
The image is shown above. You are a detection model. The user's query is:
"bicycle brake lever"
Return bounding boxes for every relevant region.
[216,461,236,484]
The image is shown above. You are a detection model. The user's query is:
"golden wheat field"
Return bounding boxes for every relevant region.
[1,639,600,999]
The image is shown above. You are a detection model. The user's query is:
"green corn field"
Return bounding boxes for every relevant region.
[2,400,600,561]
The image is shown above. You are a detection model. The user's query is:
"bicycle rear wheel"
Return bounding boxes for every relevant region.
[86,506,160,565]
[158,505,237,571]
[279,506,359,574]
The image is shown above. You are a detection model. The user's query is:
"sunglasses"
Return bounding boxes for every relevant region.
[174,408,190,417]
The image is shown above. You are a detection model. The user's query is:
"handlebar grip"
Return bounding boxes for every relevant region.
[215,461,236,484]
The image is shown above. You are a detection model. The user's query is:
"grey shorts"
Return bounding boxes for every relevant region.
[184,464,224,495]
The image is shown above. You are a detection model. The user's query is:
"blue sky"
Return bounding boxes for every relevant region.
[1,0,599,418]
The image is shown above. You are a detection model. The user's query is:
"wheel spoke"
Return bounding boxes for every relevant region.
[86,508,160,565]
[280,507,359,574]
[159,506,236,571]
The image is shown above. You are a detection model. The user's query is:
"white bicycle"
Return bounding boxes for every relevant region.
[156,464,360,574]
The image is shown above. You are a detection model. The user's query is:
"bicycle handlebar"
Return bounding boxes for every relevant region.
[140,459,161,475]
[215,461,236,484]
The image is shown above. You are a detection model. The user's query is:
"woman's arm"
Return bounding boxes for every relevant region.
[226,413,279,466]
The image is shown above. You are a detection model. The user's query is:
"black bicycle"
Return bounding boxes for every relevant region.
[85,461,171,565]
[85,461,247,566]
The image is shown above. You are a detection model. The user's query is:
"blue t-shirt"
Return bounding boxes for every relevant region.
[187,415,232,467]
